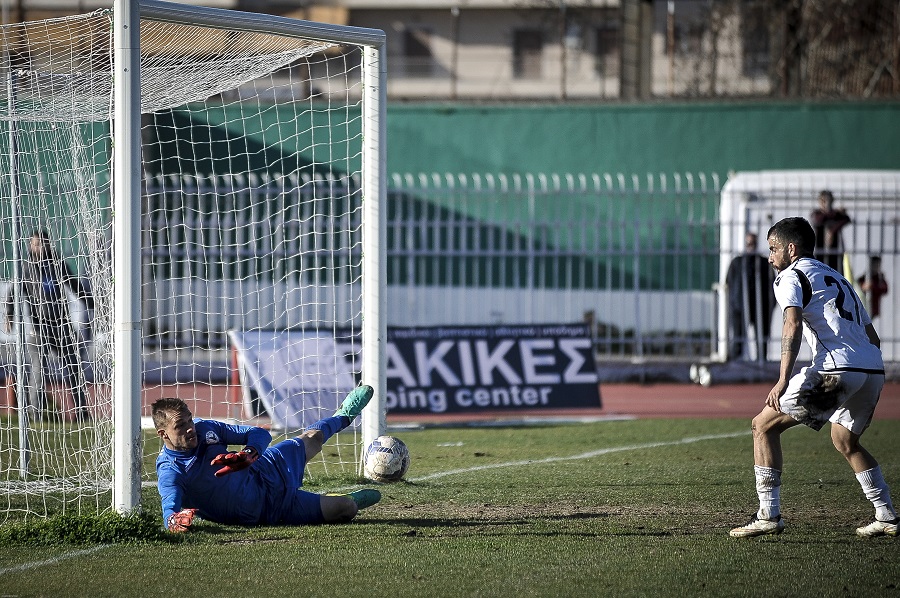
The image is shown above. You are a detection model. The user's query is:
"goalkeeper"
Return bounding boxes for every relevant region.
[152,385,381,533]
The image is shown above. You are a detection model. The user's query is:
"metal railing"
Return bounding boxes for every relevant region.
[143,171,723,362]
[140,170,900,365]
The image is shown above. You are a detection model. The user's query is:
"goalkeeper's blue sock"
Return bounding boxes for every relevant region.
[306,415,351,443]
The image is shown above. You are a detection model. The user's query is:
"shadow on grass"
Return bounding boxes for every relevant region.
[351,511,685,538]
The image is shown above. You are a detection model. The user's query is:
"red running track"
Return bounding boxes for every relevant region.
[596,382,900,421]
[141,382,896,425]
[5,381,898,423]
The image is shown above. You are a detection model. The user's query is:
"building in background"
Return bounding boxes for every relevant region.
[3,0,898,102]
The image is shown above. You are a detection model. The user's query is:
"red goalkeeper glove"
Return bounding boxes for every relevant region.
[167,508,198,533]
[210,447,259,477]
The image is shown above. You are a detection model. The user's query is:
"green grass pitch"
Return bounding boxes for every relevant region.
[1,417,898,597]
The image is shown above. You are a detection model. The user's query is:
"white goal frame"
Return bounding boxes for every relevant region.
[113,0,387,513]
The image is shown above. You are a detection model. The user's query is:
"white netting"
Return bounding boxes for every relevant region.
[1,8,369,522]
[2,11,335,122]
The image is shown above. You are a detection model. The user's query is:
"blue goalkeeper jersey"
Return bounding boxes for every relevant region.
[156,418,272,526]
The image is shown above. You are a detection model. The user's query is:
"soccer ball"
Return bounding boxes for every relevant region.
[363,435,410,483]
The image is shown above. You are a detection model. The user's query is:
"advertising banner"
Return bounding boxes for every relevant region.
[383,324,600,415]
[229,324,601,425]
[228,330,356,430]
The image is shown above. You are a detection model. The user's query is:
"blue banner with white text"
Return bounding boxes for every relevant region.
[382,324,601,415]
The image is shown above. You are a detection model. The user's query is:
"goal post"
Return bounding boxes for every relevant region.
[122,0,387,514]
[0,0,387,521]
[112,0,142,517]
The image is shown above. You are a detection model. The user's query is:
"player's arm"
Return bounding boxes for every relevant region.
[767,306,803,411]
[242,425,272,454]
[4,284,20,332]
[209,423,271,477]
[62,260,95,310]
[157,467,198,532]
[213,420,271,454]
[834,209,851,228]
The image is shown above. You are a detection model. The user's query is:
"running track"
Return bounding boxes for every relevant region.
[597,382,900,420]
[138,382,900,424]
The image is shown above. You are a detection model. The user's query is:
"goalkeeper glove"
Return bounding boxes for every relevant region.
[210,447,259,477]
[167,508,198,533]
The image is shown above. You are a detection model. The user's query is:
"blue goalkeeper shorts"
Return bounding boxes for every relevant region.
[256,438,325,525]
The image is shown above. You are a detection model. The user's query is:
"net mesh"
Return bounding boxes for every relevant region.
[1,9,368,522]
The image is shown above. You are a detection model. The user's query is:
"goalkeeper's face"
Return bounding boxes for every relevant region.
[159,410,198,451]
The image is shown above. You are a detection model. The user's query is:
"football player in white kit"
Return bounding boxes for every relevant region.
[730,217,898,538]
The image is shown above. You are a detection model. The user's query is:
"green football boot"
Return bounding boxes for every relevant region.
[334,385,374,420]
[326,489,382,510]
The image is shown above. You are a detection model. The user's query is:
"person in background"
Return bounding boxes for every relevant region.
[726,232,776,361]
[730,217,896,539]
[809,190,851,271]
[4,229,94,422]
[858,255,888,321]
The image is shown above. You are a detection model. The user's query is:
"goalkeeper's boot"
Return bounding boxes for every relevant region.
[326,489,381,510]
[349,489,381,510]
[334,385,374,420]
[729,514,784,538]
[855,518,899,537]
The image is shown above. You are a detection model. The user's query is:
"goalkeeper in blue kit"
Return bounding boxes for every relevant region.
[153,385,381,532]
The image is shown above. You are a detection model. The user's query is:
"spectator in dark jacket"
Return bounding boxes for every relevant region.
[726,232,776,361]
[5,230,94,421]
[810,190,851,271]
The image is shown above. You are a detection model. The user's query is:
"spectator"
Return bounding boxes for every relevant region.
[810,190,851,271]
[858,255,888,320]
[726,232,775,361]
[5,229,94,422]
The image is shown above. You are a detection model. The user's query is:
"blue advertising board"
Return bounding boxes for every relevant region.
[229,323,601,426]
[381,324,600,415]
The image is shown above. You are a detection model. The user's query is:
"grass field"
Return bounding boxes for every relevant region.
[1,417,899,597]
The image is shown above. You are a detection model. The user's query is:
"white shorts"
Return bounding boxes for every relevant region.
[779,367,884,435]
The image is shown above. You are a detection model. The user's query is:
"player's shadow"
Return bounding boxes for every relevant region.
[374,517,526,529]
[363,511,617,538]
[178,522,296,542]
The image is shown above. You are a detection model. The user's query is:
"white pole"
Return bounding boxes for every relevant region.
[112,0,142,514]
[7,71,30,475]
[360,41,387,460]
[716,185,735,363]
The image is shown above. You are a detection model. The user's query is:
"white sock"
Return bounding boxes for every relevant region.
[855,465,898,522]
[755,465,781,520]
[753,465,781,519]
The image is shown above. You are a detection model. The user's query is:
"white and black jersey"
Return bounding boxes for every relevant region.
[773,257,884,374]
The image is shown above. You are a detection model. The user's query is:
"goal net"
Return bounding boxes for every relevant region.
[0,2,385,522]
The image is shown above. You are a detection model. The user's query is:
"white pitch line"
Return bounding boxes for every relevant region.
[329,430,749,492]
[0,544,110,576]
[8,431,748,574]
[407,431,749,483]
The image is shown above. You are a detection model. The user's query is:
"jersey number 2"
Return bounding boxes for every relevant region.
[824,276,861,323]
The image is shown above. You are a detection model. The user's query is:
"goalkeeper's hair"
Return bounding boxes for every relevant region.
[151,397,191,430]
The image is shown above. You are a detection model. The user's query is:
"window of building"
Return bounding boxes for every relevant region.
[513,29,543,79]
[594,22,620,79]
[673,21,704,57]
[404,26,436,77]
[741,4,770,76]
